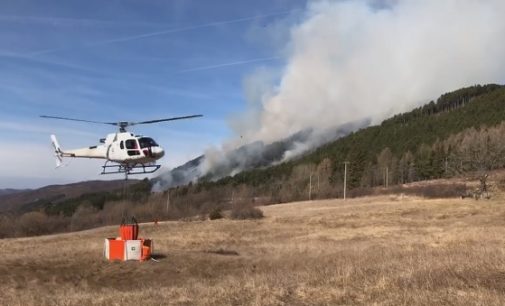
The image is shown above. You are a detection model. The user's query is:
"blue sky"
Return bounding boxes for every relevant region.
[0,0,307,188]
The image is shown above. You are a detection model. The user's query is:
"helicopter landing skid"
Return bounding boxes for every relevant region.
[101,162,161,176]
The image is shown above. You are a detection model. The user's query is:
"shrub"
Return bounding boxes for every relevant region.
[70,205,99,231]
[347,183,467,199]
[413,183,467,198]
[0,215,14,238]
[18,211,51,236]
[209,207,223,220]
[230,205,264,220]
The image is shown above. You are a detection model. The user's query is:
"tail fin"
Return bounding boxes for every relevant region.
[50,134,64,168]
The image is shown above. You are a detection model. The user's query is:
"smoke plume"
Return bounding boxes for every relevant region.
[236,0,505,143]
[154,0,505,191]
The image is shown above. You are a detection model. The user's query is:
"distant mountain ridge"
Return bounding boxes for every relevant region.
[0,189,30,197]
[0,180,137,214]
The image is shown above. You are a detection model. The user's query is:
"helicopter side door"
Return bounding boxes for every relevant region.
[110,139,139,161]
[124,139,141,158]
[106,134,132,162]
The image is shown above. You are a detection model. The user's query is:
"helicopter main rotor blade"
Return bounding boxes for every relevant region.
[40,115,116,126]
[132,114,203,125]
[41,114,203,132]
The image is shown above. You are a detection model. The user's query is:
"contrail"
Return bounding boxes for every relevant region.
[0,51,115,76]
[0,51,24,58]
[178,56,281,73]
[27,9,301,57]
[0,15,167,27]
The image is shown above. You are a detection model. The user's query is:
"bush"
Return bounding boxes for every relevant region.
[347,183,467,199]
[230,205,264,220]
[412,183,467,198]
[209,207,223,220]
[18,211,51,236]
[70,205,99,231]
[0,215,14,238]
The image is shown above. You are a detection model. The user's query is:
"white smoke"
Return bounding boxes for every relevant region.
[236,0,505,144]
[154,0,505,190]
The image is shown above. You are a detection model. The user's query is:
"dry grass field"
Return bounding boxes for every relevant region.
[2,193,505,305]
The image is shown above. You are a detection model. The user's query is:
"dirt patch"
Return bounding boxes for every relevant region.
[204,248,240,256]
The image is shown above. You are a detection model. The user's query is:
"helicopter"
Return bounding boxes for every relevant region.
[41,114,202,179]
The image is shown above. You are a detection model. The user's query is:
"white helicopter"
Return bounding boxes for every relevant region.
[41,114,202,179]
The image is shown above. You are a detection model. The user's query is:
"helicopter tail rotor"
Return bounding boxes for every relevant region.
[50,135,64,168]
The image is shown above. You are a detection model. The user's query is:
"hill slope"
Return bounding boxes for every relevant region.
[164,84,505,205]
[231,84,505,185]
[153,118,370,190]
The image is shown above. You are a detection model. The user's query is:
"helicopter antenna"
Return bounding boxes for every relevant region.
[40,114,203,132]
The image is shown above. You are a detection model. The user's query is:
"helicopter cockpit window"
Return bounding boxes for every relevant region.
[120,141,124,150]
[138,137,159,148]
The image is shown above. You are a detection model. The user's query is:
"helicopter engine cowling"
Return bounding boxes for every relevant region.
[150,146,164,158]
[142,146,164,159]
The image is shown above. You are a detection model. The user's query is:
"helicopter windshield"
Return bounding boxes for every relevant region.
[138,137,159,148]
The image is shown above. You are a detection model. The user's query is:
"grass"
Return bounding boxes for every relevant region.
[2,193,505,305]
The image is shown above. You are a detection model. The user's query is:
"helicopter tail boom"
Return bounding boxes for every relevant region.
[50,134,108,162]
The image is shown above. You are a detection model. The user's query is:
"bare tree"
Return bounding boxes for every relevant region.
[377,147,393,187]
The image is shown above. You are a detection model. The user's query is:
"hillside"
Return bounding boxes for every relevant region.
[164,84,505,206]
[2,193,505,305]
[153,118,370,190]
